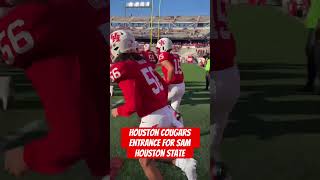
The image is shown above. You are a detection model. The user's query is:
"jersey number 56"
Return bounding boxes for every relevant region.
[0,19,35,65]
[110,67,121,82]
[141,66,164,95]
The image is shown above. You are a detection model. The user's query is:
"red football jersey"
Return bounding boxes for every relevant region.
[159,52,184,84]
[110,59,168,117]
[0,3,59,68]
[212,0,236,71]
[172,53,181,64]
[0,1,106,68]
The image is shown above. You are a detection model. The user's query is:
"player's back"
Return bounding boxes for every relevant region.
[159,52,184,84]
[111,57,168,117]
[212,0,236,71]
[133,60,168,116]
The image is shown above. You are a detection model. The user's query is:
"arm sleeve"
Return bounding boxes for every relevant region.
[117,80,136,117]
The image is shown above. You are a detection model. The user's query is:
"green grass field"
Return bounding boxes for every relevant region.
[220,5,320,180]
[110,64,210,180]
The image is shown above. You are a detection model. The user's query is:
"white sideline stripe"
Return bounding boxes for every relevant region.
[3,120,44,141]
[111,99,124,108]
[188,97,209,101]
[18,120,44,133]
[2,99,125,142]
[3,99,136,141]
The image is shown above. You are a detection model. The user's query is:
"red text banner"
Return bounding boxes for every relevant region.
[121,128,201,159]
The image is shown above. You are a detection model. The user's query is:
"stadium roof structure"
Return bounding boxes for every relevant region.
[111,16,210,40]
[111,16,210,23]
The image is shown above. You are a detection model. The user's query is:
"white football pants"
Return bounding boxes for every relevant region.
[210,65,240,162]
[168,82,185,112]
[139,106,184,128]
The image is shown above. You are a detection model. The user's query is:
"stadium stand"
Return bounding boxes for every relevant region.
[111,15,210,63]
[111,16,210,40]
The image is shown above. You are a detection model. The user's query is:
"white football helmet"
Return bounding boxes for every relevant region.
[110,30,136,60]
[156,38,173,53]
[144,44,150,51]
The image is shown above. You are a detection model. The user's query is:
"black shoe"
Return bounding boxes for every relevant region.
[175,112,181,120]
[174,111,184,125]
[213,162,231,180]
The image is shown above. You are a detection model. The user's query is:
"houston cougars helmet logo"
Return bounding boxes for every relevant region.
[111,33,121,43]
[159,39,165,46]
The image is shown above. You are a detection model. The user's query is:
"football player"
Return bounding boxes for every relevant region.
[141,43,158,68]
[0,1,109,179]
[173,53,181,64]
[156,38,185,122]
[110,30,197,180]
[211,0,240,178]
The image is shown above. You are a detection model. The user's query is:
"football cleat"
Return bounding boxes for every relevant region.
[174,111,184,125]
[176,158,197,180]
